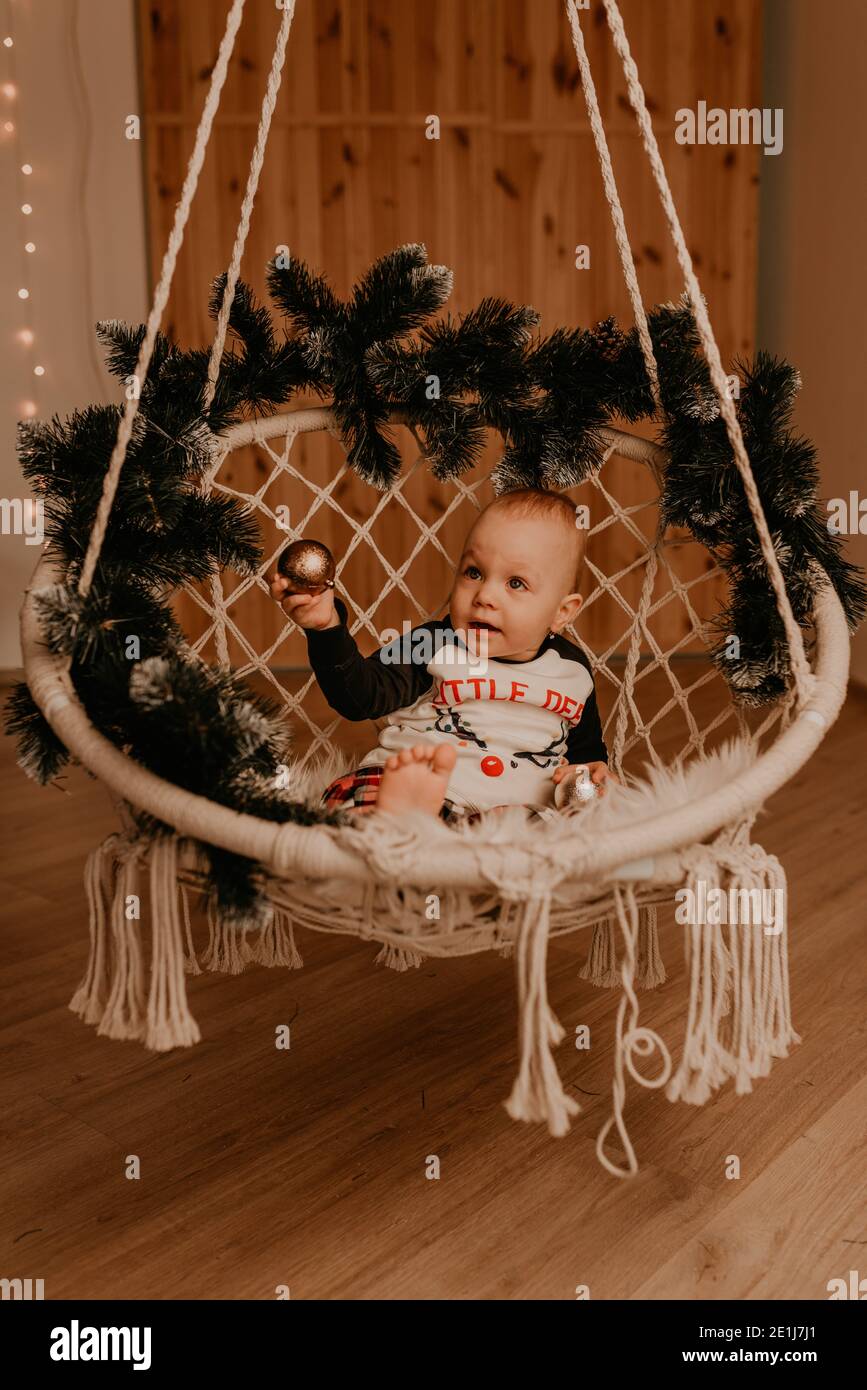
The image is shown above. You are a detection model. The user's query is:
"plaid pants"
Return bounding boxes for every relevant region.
[321,764,556,826]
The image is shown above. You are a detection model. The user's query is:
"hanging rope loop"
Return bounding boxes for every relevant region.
[565,0,662,412]
[76,0,297,633]
[565,0,816,709]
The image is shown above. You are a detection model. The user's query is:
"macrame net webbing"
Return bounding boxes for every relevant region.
[182,417,801,783]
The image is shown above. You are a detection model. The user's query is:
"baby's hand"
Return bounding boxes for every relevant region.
[268,571,339,631]
[552,759,620,798]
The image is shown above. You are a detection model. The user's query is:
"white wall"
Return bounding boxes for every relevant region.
[0,0,148,668]
[758,0,867,684]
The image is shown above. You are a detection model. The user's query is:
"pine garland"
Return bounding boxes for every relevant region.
[7,243,866,916]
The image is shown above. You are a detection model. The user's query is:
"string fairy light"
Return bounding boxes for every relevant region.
[3,0,41,415]
[5,0,113,424]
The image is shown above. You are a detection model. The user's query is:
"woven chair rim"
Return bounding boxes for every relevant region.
[19,416,850,892]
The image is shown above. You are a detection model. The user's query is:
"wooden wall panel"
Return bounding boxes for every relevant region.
[135,0,763,684]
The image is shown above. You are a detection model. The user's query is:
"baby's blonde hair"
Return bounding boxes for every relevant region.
[480,487,586,593]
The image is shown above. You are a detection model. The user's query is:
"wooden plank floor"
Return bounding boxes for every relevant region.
[1,672,865,1300]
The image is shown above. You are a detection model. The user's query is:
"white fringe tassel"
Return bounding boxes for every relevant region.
[503,886,581,1137]
[374,942,423,971]
[97,852,146,1041]
[180,885,202,975]
[185,892,305,973]
[71,833,200,1049]
[665,846,801,1106]
[70,835,311,1051]
[580,906,666,990]
[579,916,619,988]
[69,834,120,1026]
[144,836,201,1051]
[201,896,249,975]
[248,906,304,969]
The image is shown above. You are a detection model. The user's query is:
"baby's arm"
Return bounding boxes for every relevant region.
[553,686,619,795]
[275,582,434,721]
[564,685,608,766]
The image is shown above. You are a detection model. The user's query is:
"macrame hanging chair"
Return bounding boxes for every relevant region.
[18,0,854,1180]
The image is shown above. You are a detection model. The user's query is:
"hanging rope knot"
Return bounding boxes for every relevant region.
[485,846,567,905]
[342,814,435,884]
[503,858,580,1137]
[499,876,550,905]
[114,832,147,870]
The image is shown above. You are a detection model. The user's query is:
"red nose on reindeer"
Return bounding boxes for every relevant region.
[277,540,336,595]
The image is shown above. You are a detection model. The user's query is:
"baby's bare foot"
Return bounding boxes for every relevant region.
[376,743,457,818]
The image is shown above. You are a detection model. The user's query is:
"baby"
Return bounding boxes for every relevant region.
[269,488,617,825]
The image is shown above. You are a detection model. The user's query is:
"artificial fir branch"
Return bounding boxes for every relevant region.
[5,681,70,784]
[350,242,454,340]
[266,253,344,333]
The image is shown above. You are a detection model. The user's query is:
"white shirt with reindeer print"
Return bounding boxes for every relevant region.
[306,599,607,812]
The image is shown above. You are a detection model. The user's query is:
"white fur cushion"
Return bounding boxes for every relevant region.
[281,736,758,847]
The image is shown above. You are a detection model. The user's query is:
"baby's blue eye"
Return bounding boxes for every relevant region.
[464,564,481,579]
[508,577,526,590]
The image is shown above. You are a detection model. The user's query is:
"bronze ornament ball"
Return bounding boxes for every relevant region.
[276,539,336,595]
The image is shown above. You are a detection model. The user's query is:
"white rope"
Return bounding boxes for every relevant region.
[591,0,816,709]
[146,835,201,1049]
[202,0,297,666]
[77,0,249,600]
[596,884,672,1179]
[202,2,296,419]
[564,0,661,409]
[78,0,297,670]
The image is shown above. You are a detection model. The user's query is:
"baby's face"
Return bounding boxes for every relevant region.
[449,511,577,661]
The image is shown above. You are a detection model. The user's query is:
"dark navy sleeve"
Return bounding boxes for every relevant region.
[547,633,609,765]
[565,685,608,765]
[304,596,436,721]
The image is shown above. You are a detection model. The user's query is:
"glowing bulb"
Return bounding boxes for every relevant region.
[25,242,35,252]
[21,203,31,214]
[3,121,12,132]
[17,329,34,345]
[17,288,29,299]
[3,37,13,49]
[33,365,45,377]
[20,401,37,418]
[21,163,32,174]
[2,82,16,98]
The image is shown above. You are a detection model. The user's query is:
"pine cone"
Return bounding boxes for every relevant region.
[591,316,626,363]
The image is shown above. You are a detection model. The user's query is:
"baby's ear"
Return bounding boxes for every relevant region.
[557,592,584,626]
